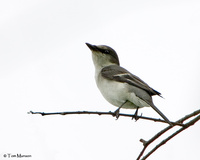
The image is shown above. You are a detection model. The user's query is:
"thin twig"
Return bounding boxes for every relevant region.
[28,110,183,126]
[29,109,200,159]
[137,109,200,160]
[141,114,200,160]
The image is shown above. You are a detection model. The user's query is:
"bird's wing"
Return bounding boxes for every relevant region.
[101,65,162,97]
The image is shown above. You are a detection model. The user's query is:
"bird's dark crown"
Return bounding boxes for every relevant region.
[86,43,120,65]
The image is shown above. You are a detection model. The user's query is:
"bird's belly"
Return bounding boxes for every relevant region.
[96,77,148,109]
[97,80,127,105]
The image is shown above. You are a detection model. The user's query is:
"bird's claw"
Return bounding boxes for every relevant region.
[131,107,141,121]
[114,108,120,119]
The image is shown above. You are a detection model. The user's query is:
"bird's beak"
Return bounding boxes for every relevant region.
[85,43,98,51]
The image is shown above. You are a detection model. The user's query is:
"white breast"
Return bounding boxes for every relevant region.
[95,70,151,109]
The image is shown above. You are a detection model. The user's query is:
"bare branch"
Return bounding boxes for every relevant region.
[28,110,183,126]
[141,114,200,160]
[28,109,200,159]
[137,109,200,160]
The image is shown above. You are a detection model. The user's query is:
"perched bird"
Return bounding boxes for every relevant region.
[86,43,172,126]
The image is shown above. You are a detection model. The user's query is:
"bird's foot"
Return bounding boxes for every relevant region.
[114,108,121,119]
[132,107,140,121]
[113,101,128,119]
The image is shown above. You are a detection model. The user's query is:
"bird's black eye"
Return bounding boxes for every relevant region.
[104,50,109,54]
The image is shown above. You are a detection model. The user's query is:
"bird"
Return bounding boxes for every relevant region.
[86,43,172,126]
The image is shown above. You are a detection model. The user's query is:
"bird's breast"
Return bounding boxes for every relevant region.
[95,72,131,107]
[95,71,150,109]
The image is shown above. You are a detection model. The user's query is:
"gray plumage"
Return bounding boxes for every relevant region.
[101,65,161,97]
[86,43,172,126]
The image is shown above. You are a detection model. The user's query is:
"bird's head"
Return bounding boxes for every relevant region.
[86,43,120,68]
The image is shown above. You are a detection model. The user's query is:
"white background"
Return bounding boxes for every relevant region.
[0,0,200,160]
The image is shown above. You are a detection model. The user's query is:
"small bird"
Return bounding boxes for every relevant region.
[86,43,172,126]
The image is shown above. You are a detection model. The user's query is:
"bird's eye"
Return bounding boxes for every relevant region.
[104,50,109,54]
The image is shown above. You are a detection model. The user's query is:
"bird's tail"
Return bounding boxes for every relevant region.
[151,104,173,126]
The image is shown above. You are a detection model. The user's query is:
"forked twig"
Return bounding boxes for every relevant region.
[137,109,200,160]
[28,109,200,159]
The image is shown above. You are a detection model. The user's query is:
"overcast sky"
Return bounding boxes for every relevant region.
[0,0,200,160]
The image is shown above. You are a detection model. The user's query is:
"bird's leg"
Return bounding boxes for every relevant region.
[114,108,121,119]
[114,101,128,119]
[132,107,139,121]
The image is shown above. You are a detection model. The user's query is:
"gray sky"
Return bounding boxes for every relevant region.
[0,0,200,160]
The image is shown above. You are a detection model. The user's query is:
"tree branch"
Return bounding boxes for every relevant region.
[28,110,183,126]
[137,109,200,160]
[28,109,200,159]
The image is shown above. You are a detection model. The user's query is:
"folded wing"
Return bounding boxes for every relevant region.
[101,65,162,97]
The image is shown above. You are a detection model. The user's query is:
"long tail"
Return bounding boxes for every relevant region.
[150,104,173,126]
